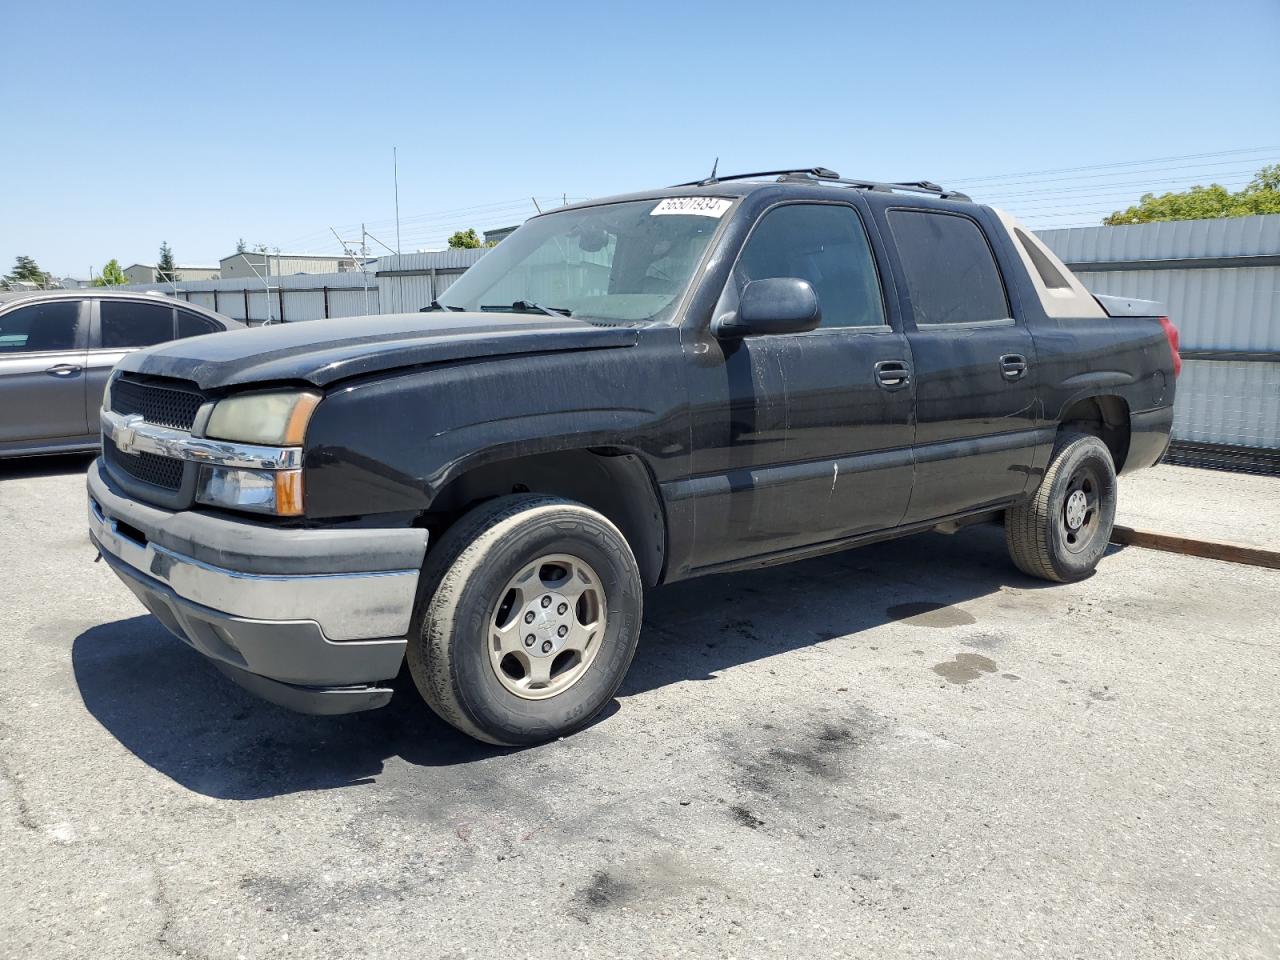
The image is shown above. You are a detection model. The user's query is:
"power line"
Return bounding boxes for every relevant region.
[944,144,1280,185]
[978,165,1266,204]
[277,194,592,252]
[958,159,1271,195]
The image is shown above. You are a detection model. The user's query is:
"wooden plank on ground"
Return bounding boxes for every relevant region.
[1110,525,1280,570]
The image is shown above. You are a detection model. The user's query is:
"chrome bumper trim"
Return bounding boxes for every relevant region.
[101,408,302,471]
[89,494,420,642]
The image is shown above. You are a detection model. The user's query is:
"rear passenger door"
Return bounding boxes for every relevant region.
[0,299,89,444]
[87,299,178,424]
[883,207,1040,523]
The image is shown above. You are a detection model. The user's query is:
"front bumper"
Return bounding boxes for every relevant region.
[87,459,428,714]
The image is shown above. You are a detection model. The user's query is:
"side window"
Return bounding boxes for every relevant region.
[100,301,175,349]
[177,309,220,339]
[736,203,886,329]
[0,301,81,353]
[887,210,1009,325]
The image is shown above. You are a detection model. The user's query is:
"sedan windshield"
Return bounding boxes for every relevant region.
[437,198,732,325]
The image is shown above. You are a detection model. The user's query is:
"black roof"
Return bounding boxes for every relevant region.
[542,167,976,220]
[671,167,970,201]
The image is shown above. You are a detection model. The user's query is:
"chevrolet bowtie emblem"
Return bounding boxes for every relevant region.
[115,415,144,455]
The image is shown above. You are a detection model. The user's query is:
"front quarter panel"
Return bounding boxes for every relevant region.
[302,329,687,519]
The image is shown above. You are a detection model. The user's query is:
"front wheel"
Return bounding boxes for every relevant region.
[408,495,643,746]
[1005,433,1118,583]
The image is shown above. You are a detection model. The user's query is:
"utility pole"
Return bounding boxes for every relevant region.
[331,226,372,316]
[361,224,370,315]
[393,147,402,255]
[243,247,274,324]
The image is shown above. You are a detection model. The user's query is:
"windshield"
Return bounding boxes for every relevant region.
[437,198,732,324]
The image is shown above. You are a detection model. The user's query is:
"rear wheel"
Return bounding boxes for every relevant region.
[1005,433,1117,583]
[408,494,643,745]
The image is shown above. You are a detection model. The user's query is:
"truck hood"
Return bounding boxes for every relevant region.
[117,312,640,390]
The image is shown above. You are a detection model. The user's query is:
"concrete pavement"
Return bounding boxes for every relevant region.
[2,457,1278,959]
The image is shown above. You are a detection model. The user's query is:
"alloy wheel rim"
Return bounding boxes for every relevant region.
[487,553,607,700]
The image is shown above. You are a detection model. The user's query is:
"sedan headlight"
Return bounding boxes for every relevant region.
[205,390,321,446]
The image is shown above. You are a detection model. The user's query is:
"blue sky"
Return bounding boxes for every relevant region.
[3,0,1278,278]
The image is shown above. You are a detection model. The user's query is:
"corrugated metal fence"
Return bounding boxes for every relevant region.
[117,249,487,323]
[1039,215,1280,459]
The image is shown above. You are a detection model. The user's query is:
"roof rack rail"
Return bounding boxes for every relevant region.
[673,167,970,202]
[673,167,841,187]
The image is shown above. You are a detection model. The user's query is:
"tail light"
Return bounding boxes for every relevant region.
[1158,316,1181,377]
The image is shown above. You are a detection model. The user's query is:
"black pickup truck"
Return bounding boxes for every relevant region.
[88,168,1179,745]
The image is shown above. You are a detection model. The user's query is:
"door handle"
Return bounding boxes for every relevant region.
[44,364,83,377]
[874,359,911,390]
[1000,354,1028,381]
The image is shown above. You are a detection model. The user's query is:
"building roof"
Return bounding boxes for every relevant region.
[219,252,362,263]
[124,263,219,271]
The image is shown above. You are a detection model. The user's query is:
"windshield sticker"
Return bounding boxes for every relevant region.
[650,197,733,218]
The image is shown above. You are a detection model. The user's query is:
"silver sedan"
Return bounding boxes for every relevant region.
[0,290,241,458]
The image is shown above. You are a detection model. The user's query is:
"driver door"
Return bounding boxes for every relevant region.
[680,200,915,572]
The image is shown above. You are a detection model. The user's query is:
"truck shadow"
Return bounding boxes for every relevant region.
[72,524,1060,800]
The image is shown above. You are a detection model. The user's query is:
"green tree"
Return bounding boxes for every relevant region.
[93,259,128,286]
[5,255,50,287]
[447,228,482,249]
[235,238,248,254]
[1105,164,1280,225]
[1246,163,1280,192]
[157,241,177,282]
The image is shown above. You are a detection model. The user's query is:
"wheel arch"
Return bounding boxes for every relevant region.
[425,446,668,587]
[1056,394,1131,472]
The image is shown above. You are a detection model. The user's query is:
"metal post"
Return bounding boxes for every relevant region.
[243,288,249,321]
[361,224,370,315]
[323,286,329,319]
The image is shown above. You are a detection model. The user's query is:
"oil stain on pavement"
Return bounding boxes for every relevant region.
[931,652,999,684]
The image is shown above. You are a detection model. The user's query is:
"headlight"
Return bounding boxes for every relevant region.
[198,389,319,516]
[196,465,305,516]
[205,390,321,446]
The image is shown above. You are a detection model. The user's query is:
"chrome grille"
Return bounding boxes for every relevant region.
[111,376,206,431]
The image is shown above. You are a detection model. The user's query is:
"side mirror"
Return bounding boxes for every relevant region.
[712,277,821,338]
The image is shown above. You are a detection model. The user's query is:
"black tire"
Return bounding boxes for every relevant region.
[1005,433,1118,583]
[407,494,643,746]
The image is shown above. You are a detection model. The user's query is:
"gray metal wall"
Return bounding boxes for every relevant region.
[114,249,487,323]
[1038,215,1280,451]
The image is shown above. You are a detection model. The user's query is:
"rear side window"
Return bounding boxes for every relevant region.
[177,309,220,338]
[736,203,885,329]
[0,301,81,353]
[888,210,1009,325]
[100,300,175,348]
